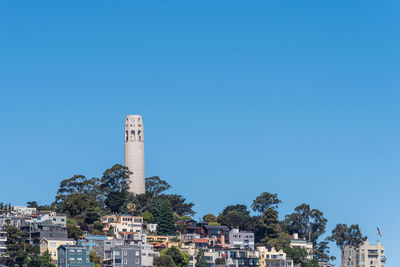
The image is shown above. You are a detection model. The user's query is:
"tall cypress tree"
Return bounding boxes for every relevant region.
[157,200,175,235]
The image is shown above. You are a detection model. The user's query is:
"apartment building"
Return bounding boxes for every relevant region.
[343,239,386,267]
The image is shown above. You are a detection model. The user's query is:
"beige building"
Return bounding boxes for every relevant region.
[258,246,294,267]
[343,239,386,267]
[40,237,75,261]
[290,233,313,259]
[101,215,143,235]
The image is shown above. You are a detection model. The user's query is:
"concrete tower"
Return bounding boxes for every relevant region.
[124,115,145,194]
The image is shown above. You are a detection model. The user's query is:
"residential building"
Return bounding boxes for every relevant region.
[343,239,386,267]
[13,206,37,215]
[20,217,68,245]
[228,248,260,267]
[141,243,159,267]
[0,231,6,256]
[290,233,313,259]
[57,245,94,267]
[258,246,293,267]
[108,245,142,267]
[229,228,255,250]
[201,225,230,247]
[78,235,108,251]
[40,237,75,261]
[101,215,143,235]
[36,213,67,227]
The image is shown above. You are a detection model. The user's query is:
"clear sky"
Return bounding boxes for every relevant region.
[1,1,399,265]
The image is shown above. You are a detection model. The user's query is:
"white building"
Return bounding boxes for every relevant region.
[13,206,37,215]
[124,115,145,194]
[343,239,386,267]
[229,228,255,249]
[290,233,313,259]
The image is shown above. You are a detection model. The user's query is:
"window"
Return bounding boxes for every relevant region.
[115,259,122,263]
[124,258,127,264]
[77,258,82,263]
[49,242,56,247]
[69,258,75,263]
[136,259,140,264]
[124,250,127,256]
[136,251,139,256]
[77,250,82,255]
[70,250,75,255]
[114,251,120,256]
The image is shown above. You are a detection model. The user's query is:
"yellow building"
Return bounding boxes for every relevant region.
[40,237,76,261]
[258,246,294,267]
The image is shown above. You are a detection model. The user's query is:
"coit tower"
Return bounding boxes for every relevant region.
[124,115,145,194]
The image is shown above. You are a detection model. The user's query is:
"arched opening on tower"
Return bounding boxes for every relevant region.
[131,130,135,141]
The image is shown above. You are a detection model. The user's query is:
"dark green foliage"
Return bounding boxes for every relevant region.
[157,200,176,235]
[195,249,207,267]
[84,207,103,224]
[54,175,103,217]
[252,192,281,213]
[101,164,131,213]
[327,224,366,267]
[160,194,195,217]
[147,196,162,223]
[283,203,327,245]
[283,247,309,265]
[146,176,171,195]
[28,250,56,267]
[67,222,83,240]
[2,225,55,267]
[314,241,336,262]
[93,221,104,232]
[154,255,177,267]
[105,191,128,213]
[3,224,28,266]
[26,201,38,208]
[142,211,155,224]
[217,204,253,230]
[202,214,217,223]
[163,246,189,267]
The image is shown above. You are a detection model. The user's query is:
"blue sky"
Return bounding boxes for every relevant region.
[1,1,399,265]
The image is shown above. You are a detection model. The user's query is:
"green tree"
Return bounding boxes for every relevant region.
[106,226,115,237]
[327,224,366,267]
[162,246,189,267]
[160,194,195,217]
[217,205,253,230]
[251,192,281,213]
[84,207,104,224]
[202,214,217,223]
[3,224,28,266]
[283,203,327,245]
[154,255,177,267]
[54,175,103,217]
[314,241,336,263]
[283,247,308,265]
[148,196,162,223]
[195,249,207,267]
[101,164,131,213]
[67,222,83,240]
[28,250,55,267]
[146,176,171,195]
[26,201,38,208]
[90,250,101,267]
[157,200,176,235]
[142,211,155,224]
